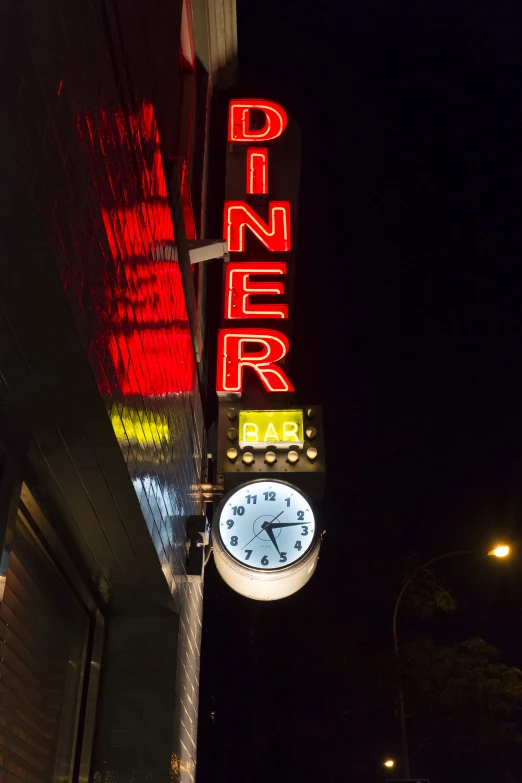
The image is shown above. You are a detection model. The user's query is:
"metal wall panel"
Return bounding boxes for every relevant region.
[0,513,90,783]
[1,0,204,603]
[0,0,209,779]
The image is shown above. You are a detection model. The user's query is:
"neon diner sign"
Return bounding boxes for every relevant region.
[217,98,294,396]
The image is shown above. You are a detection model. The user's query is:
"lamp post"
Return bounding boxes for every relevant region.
[392,544,510,778]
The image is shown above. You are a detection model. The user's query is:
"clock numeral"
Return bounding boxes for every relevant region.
[301,526,309,536]
[226,519,234,529]
[294,541,302,551]
[245,550,253,560]
[279,552,287,563]
[297,510,305,521]
[263,491,276,501]
[231,505,245,516]
[246,494,257,504]
[261,555,269,566]
[230,536,238,546]
[285,497,291,507]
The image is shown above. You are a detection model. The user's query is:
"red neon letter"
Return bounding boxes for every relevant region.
[217,329,294,394]
[246,148,268,195]
[228,99,288,143]
[225,262,288,320]
[224,201,290,253]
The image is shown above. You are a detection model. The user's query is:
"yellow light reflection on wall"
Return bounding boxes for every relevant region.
[111,407,169,446]
[238,409,304,449]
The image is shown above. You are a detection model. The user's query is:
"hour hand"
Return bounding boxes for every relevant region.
[263,523,281,555]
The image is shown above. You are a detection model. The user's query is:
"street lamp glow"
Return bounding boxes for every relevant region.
[383,759,395,768]
[489,545,510,558]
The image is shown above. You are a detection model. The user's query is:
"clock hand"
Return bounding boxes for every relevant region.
[269,522,307,529]
[264,524,281,555]
[242,511,284,550]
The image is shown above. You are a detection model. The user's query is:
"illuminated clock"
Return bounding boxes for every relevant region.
[212,479,321,600]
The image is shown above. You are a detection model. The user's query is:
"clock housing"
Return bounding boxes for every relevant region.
[212,478,321,600]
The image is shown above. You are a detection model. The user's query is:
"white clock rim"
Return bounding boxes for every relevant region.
[213,478,319,573]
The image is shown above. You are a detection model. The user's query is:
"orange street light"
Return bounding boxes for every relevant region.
[489,545,510,558]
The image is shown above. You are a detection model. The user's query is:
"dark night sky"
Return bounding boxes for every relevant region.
[198,2,522,781]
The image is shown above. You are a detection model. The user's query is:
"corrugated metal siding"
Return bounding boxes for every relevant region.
[207,0,238,86]
[0,0,207,779]
[0,514,89,783]
[1,0,204,603]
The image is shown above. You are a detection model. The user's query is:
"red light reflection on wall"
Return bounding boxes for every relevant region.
[224,201,291,253]
[112,262,187,325]
[102,204,174,260]
[228,99,288,142]
[109,330,194,396]
[217,328,294,394]
[225,262,288,319]
[246,148,268,195]
[77,101,196,397]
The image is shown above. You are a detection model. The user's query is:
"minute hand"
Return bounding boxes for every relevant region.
[242,511,284,550]
[270,522,308,529]
[264,525,281,555]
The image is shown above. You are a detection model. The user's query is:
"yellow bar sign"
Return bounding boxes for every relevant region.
[238,409,304,449]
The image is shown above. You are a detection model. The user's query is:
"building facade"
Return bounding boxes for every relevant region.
[0,1,236,781]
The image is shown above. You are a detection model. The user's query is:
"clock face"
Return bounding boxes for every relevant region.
[216,480,317,571]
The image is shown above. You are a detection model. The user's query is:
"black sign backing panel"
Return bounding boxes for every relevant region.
[217,402,325,500]
[223,113,302,401]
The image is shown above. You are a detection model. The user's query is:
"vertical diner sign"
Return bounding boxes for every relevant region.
[217,99,295,396]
